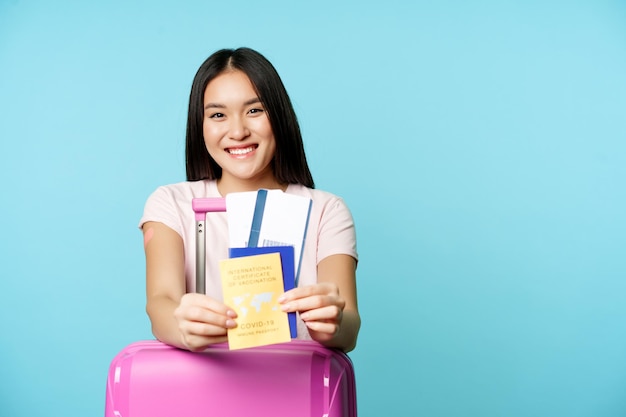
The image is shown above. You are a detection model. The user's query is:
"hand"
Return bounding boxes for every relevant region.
[279,283,345,343]
[173,293,238,352]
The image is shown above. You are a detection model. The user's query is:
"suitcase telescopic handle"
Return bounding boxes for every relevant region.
[191,198,227,294]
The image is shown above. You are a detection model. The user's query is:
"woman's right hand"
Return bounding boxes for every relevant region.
[173,293,238,352]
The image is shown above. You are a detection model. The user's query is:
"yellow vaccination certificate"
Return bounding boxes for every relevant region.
[219,252,291,350]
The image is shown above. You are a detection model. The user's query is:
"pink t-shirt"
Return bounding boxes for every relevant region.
[139,180,357,339]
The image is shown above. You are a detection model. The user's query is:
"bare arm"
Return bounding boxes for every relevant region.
[143,221,237,351]
[280,254,360,352]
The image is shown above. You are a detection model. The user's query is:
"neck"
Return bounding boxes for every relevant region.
[216,176,287,196]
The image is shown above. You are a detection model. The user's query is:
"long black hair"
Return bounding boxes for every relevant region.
[185,47,314,188]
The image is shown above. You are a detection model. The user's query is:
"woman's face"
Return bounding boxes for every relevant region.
[203,70,278,193]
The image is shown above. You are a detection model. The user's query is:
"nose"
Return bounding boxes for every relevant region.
[228,116,250,141]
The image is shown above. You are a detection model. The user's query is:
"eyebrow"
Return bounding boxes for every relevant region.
[204,97,262,110]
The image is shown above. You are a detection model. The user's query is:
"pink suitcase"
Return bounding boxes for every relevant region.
[104,339,357,416]
[104,197,358,416]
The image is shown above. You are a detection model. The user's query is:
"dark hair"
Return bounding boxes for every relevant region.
[185,47,314,188]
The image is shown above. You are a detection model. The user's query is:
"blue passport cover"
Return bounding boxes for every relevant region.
[228,245,297,339]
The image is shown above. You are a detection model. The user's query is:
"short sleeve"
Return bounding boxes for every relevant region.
[316,196,358,264]
[138,186,185,238]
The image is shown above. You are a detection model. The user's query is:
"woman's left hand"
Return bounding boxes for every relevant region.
[279,282,345,343]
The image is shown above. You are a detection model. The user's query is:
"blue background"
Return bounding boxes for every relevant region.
[1,1,625,416]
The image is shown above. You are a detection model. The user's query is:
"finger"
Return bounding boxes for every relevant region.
[179,318,235,352]
[181,320,236,338]
[281,294,345,314]
[182,334,228,352]
[299,305,343,322]
[181,293,237,318]
[279,283,339,302]
[303,320,340,336]
[176,305,238,329]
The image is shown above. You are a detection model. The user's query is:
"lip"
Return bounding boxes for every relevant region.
[225,144,258,157]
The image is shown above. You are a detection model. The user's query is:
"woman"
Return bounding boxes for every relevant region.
[140,47,360,352]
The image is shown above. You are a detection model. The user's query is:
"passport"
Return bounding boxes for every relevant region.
[219,252,291,350]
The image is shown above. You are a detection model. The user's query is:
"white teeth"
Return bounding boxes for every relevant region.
[228,146,255,155]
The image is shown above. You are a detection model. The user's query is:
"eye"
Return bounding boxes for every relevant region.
[209,112,225,119]
[248,108,265,115]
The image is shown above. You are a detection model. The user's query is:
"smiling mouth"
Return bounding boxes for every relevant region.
[227,145,257,156]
